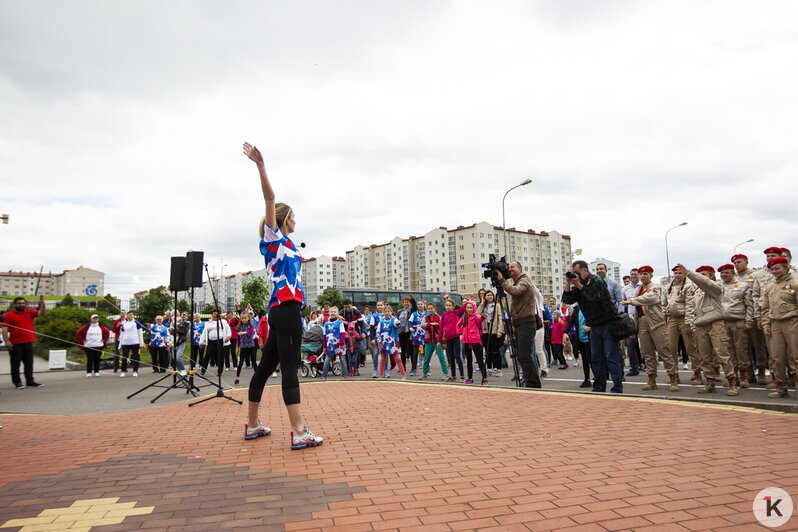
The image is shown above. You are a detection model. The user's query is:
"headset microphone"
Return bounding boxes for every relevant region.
[300,242,306,248]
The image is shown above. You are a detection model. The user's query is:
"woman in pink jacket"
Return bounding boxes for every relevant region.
[438,298,465,381]
[457,300,487,385]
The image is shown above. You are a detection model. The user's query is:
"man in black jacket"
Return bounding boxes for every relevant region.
[562,260,623,393]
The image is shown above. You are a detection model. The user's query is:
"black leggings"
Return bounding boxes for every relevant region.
[482,333,501,370]
[399,331,415,372]
[551,344,566,365]
[85,346,102,373]
[249,301,302,405]
[190,343,204,369]
[463,342,487,380]
[576,340,592,381]
[237,346,258,377]
[445,338,464,377]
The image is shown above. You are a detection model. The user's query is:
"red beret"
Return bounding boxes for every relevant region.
[768,257,789,269]
[730,254,747,262]
[718,264,735,272]
[696,265,715,273]
[764,246,782,255]
[781,247,792,256]
[638,265,654,274]
[671,266,680,272]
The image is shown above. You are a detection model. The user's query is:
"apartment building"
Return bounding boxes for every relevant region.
[0,266,103,298]
[346,222,573,299]
[303,255,347,307]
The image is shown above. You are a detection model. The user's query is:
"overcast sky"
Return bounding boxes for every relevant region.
[2,1,796,298]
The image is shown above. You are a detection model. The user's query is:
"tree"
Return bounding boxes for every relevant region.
[97,294,121,314]
[176,299,190,314]
[135,287,172,324]
[59,294,75,307]
[316,288,344,310]
[38,318,84,348]
[239,276,270,314]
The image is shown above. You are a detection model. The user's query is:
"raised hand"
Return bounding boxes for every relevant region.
[243,142,264,166]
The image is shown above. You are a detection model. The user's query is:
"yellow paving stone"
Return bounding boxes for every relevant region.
[82,502,136,513]
[69,498,119,507]
[1,516,57,527]
[69,517,126,528]
[37,506,89,516]
[103,506,155,518]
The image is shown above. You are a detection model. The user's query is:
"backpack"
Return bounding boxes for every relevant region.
[607,312,636,340]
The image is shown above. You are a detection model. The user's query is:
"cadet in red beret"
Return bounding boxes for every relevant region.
[761,257,798,398]
[719,264,753,394]
[620,266,678,391]
[752,248,786,387]
[664,265,700,384]
[732,253,767,384]
[673,264,736,395]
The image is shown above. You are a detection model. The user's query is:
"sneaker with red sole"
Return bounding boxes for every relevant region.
[244,420,271,440]
[291,426,323,450]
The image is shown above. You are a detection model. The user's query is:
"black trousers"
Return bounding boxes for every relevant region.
[149,345,169,371]
[228,338,239,368]
[551,344,567,365]
[398,331,415,371]
[249,301,302,405]
[236,346,258,377]
[445,338,463,378]
[120,344,140,372]
[190,343,204,369]
[515,322,541,388]
[113,341,121,371]
[9,342,35,386]
[202,339,226,375]
[482,333,501,370]
[463,342,487,380]
[85,346,102,373]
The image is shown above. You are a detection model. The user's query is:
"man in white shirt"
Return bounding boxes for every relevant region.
[621,268,643,375]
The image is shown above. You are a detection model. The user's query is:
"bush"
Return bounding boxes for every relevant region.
[38,318,83,348]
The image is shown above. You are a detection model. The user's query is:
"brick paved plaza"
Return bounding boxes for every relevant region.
[1,381,797,531]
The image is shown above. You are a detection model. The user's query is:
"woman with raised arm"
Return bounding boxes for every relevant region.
[242,142,323,450]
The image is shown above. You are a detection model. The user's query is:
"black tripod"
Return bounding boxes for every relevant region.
[494,284,522,387]
[127,289,201,403]
[189,263,242,407]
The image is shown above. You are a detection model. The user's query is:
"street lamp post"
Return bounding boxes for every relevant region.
[665,222,688,278]
[502,179,532,259]
[734,238,754,254]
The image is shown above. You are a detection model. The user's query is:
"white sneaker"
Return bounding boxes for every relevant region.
[682,363,689,370]
[94,372,100,377]
[244,419,271,440]
[132,371,138,377]
[291,426,323,450]
[574,360,580,367]
[87,373,92,378]
[180,370,187,376]
[120,372,126,378]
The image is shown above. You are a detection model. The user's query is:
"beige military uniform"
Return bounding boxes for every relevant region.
[761,273,798,386]
[663,279,698,372]
[686,270,734,381]
[736,268,769,372]
[722,277,754,372]
[630,282,675,377]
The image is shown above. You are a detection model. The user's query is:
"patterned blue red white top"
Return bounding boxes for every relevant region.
[260,223,305,312]
[324,319,346,353]
[149,324,169,347]
[192,322,205,346]
[376,316,401,355]
[410,310,428,345]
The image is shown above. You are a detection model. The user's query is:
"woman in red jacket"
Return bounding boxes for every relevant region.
[76,314,110,377]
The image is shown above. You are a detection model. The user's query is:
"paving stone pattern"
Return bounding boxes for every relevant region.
[1,381,797,530]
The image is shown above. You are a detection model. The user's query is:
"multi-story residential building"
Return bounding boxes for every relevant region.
[303,255,346,307]
[345,222,573,299]
[588,258,622,283]
[0,266,103,298]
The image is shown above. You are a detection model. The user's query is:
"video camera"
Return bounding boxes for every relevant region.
[482,254,510,289]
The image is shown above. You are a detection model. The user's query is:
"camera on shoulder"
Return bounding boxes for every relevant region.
[482,254,509,288]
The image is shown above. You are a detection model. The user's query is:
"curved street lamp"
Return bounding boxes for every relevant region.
[665,222,688,277]
[502,179,532,258]
[734,238,754,254]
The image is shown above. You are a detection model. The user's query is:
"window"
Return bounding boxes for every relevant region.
[459,235,463,240]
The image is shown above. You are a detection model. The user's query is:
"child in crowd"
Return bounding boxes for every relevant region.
[321,306,347,380]
[234,312,258,385]
[410,301,428,375]
[367,301,389,378]
[190,313,205,371]
[376,304,406,379]
[346,321,361,376]
[421,302,449,380]
[360,305,372,368]
[438,298,465,381]
[551,312,568,369]
[458,300,487,385]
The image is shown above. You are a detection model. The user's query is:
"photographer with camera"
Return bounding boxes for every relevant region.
[562,260,624,393]
[494,261,542,388]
